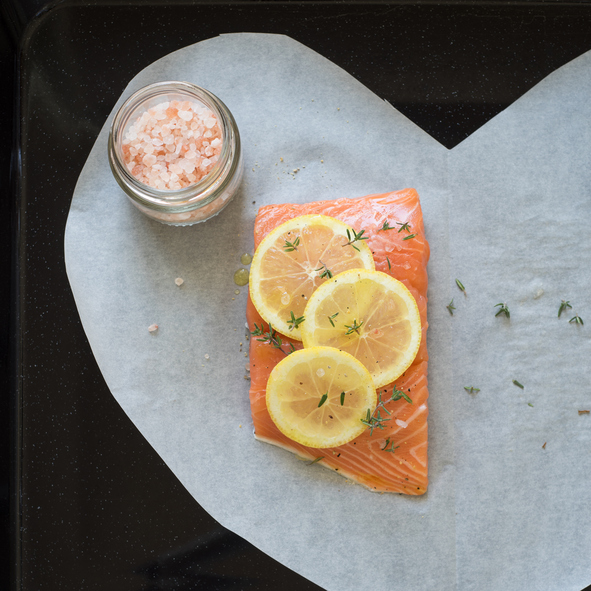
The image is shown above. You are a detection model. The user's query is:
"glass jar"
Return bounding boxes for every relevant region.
[108,81,243,226]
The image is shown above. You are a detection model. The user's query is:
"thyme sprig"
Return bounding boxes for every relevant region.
[391,385,413,404]
[558,300,572,318]
[382,438,400,453]
[397,221,411,233]
[362,387,413,435]
[328,312,339,327]
[283,236,300,252]
[378,220,395,231]
[344,319,364,335]
[495,303,510,318]
[287,311,305,331]
[569,314,584,325]
[307,456,324,465]
[447,299,456,315]
[315,260,333,279]
[251,322,295,355]
[343,228,368,251]
[402,233,417,241]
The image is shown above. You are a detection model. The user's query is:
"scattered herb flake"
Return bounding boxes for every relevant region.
[386,256,391,271]
[344,319,364,335]
[558,299,572,318]
[315,260,333,279]
[464,386,480,394]
[283,236,300,252]
[495,303,510,318]
[513,380,524,389]
[391,385,412,404]
[579,410,590,415]
[402,233,416,241]
[569,314,584,325]
[328,312,339,327]
[343,227,368,252]
[447,299,456,315]
[287,311,305,331]
[382,438,400,453]
[528,402,534,407]
[340,391,345,406]
[318,392,328,407]
[455,279,465,293]
[307,456,324,465]
[542,442,547,449]
[378,220,395,231]
[251,322,294,356]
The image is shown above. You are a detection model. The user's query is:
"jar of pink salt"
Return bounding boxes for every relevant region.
[108,81,242,225]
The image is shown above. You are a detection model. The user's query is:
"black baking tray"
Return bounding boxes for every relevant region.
[5,1,591,590]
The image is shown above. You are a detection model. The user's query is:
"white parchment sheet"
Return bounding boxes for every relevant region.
[64,34,591,591]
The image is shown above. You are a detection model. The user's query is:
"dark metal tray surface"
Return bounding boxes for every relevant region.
[5,1,591,590]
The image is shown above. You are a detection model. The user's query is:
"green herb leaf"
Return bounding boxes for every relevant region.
[569,314,584,325]
[402,233,416,241]
[447,299,456,315]
[464,386,480,394]
[340,391,345,406]
[287,310,305,331]
[528,402,534,407]
[558,299,572,318]
[283,236,300,252]
[344,319,364,335]
[328,312,339,327]
[343,227,368,251]
[250,322,294,356]
[318,392,328,407]
[495,303,510,318]
[456,278,466,292]
[307,456,324,465]
[391,385,412,404]
[381,438,400,453]
[315,261,333,279]
[513,380,524,389]
[386,256,391,271]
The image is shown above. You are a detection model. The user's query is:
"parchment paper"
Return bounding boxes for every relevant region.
[64,34,591,591]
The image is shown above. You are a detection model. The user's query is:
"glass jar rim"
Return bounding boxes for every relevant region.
[108,80,237,208]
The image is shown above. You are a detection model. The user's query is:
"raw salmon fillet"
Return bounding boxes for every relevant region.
[247,189,430,494]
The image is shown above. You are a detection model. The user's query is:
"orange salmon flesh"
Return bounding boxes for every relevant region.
[247,189,430,494]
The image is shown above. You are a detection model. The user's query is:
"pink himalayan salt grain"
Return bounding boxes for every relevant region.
[122,100,222,190]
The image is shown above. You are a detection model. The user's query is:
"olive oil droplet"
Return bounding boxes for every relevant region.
[241,253,253,265]
[234,268,250,286]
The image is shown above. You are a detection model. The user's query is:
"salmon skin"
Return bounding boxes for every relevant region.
[247,189,430,494]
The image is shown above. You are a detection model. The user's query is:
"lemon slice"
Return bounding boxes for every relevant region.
[249,215,375,340]
[266,347,377,448]
[301,269,422,388]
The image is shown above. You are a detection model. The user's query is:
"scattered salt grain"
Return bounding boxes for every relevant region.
[148,324,158,332]
[204,354,210,360]
[175,277,184,286]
